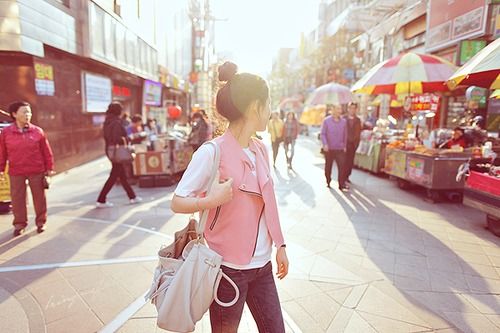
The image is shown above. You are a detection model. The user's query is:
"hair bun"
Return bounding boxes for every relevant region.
[218,62,238,82]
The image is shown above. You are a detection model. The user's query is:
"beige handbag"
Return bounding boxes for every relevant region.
[146,141,239,332]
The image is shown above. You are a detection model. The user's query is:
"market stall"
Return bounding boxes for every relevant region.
[354,130,388,174]
[462,154,500,236]
[132,127,193,187]
[384,143,471,202]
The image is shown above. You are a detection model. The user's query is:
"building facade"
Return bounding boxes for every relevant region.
[0,0,192,171]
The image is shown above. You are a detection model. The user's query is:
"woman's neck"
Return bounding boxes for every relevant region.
[228,121,253,148]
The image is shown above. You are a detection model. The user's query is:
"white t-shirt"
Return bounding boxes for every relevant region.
[174,144,272,270]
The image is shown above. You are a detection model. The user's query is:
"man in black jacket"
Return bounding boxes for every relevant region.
[345,102,361,184]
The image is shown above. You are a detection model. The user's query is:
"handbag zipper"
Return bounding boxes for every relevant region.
[251,205,266,256]
[209,206,221,230]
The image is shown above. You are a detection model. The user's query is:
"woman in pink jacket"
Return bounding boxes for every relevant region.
[171,62,289,333]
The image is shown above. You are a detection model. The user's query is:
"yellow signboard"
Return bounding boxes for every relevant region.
[34,62,54,80]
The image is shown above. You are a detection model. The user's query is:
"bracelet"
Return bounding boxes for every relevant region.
[280,244,286,248]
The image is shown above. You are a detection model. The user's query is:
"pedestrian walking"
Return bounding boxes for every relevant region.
[268,111,284,168]
[171,61,289,333]
[283,111,299,169]
[321,104,348,191]
[96,102,142,208]
[0,101,55,236]
[345,102,361,183]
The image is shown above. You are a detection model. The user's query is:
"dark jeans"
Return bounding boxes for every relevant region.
[345,142,358,180]
[97,162,136,203]
[271,140,281,165]
[10,173,47,230]
[210,261,285,333]
[324,149,346,186]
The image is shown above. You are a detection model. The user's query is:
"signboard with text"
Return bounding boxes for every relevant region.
[82,72,112,113]
[459,40,486,65]
[34,62,55,96]
[143,80,162,106]
[426,0,487,52]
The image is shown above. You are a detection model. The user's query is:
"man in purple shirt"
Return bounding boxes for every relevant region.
[321,105,348,190]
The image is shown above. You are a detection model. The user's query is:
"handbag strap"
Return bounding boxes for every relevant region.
[197,141,221,237]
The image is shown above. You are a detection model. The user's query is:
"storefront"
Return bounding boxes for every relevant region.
[0,45,146,172]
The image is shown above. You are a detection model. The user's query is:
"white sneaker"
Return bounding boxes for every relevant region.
[96,202,114,208]
[129,196,143,204]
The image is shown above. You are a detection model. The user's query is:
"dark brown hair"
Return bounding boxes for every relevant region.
[8,101,30,119]
[106,102,123,116]
[216,62,269,122]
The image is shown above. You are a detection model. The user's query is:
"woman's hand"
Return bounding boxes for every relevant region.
[206,171,233,207]
[276,246,289,280]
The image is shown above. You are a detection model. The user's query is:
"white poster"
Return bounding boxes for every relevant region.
[83,72,112,113]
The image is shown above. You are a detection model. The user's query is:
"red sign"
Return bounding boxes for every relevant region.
[113,85,131,97]
[426,0,487,52]
[410,95,440,112]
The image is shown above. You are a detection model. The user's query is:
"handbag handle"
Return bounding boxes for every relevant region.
[196,141,221,237]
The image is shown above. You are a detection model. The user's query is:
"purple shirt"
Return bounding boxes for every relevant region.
[321,116,347,150]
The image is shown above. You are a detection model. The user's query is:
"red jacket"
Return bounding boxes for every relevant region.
[0,123,54,176]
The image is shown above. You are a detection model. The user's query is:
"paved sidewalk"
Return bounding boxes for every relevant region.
[0,134,499,332]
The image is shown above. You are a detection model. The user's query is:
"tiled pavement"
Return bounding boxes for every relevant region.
[0,134,499,332]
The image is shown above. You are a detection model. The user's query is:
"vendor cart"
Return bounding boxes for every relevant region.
[0,122,11,213]
[462,158,500,237]
[133,130,193,187]
[384,148,471,202]
[355,131,388,174]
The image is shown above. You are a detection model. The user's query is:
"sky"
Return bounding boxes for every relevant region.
[211,0,321,77]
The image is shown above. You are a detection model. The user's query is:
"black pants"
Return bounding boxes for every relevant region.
[271,140,281,165]
[324,149,346,186]
[345,142,358,180]
[97,162,136,203]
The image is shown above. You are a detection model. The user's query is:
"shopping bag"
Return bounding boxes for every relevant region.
[145,141,239,332]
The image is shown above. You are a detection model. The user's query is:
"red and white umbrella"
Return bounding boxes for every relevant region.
[305,82,353,106]
[351,52,457,95]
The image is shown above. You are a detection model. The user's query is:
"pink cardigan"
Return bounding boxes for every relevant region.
[204,131,285,265]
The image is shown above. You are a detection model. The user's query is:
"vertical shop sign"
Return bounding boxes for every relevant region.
[426,0,487,52]
[82,72,112,113]
[34,62,55,96]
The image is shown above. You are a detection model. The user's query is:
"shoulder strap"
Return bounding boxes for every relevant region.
[197,140,220,237]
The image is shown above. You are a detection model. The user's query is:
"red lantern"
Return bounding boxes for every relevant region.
[168,105,182,119]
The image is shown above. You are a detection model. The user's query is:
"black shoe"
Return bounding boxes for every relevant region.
[13,228,25,237]
[37,225,46,234]
[327,182,331,188]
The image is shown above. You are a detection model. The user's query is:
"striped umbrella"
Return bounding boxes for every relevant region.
[352,53,457,95]
[447,38,500,90]
[305,82,353,106]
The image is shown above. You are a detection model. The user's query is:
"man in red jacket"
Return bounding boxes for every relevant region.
[0,102,55,236]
